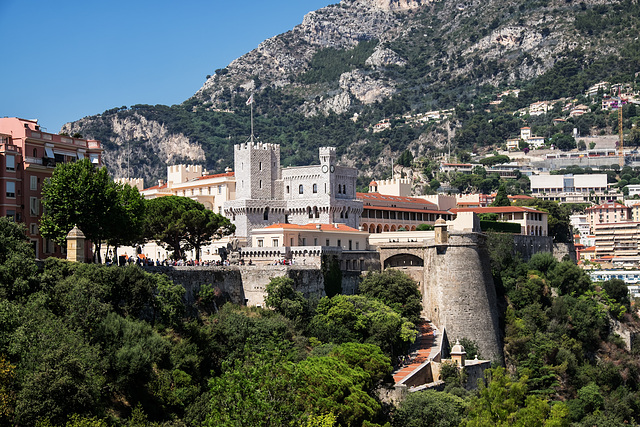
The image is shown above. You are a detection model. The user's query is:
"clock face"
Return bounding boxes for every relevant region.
[330,165,335,173]
[322,165,329,173]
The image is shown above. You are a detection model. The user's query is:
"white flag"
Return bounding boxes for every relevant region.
[246,94,254,105]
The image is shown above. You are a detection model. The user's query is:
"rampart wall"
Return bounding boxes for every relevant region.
[421,234,504,362]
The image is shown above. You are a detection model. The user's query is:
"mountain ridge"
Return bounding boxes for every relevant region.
[62,0,640,186]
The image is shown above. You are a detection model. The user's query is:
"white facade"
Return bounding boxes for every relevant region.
[224,143,362,240]
[530,174,608,197]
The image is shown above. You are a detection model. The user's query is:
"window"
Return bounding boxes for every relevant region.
[218,185,222,194]
[263,207,269,220]
[30,223,38,235]
[54,153,65,164]
[299,184,304,194]
[44,147,54,158]
[290,238,294,246]
[6,155,15,171]
[6,181,15,198]
[338,185,342,194]
[302,238,307,246]
[33,148,37,157]
[30,176,37,190]
[259,162,263,171]
[272,239,279,247]
[356,242,359,250]
[326,239,330,246]
[349,240,352,250]
[257,239,264,247]
[337,240,341,247]
[218,206,223,214]
[30,197,39,216]
[313,183,317,193]
[5,210,15,221]
[286,185,290,194]
[89,153,99,164]
[259,179,262,189]
[314,238,318,246]
[77,151,85,160]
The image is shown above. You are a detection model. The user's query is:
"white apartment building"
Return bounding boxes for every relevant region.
[529,174,610,203]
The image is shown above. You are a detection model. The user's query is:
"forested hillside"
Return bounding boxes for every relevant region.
[62,0,640,187]
[3,218,640,425]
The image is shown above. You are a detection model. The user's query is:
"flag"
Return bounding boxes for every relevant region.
[246,94,254,105]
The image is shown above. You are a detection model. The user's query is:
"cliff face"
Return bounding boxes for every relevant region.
[63,0,637,185]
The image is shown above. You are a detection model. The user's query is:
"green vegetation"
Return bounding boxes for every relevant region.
[40,160,145,262]
[143,196,234,260]
[3,214,640,425]
[298,39,378,84]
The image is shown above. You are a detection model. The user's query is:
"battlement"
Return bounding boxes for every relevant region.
[235,141,280,152]
[167,164,203,185]
[319,147,336,155]
[114,177,145,191]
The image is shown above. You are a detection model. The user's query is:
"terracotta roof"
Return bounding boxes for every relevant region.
[357,192,439,208]
[195,171,234,181]
[363,205,451,215]
[369,180,378,186]
[261,223,363,232]
[586,201,627,211]
[142,183,168,191]
[451,206,546,214]
[583,246,596,252]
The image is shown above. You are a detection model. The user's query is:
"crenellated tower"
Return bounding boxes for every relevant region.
[234,141,281,200]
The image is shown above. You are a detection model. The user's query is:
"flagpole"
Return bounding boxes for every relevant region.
[250,93,254,143]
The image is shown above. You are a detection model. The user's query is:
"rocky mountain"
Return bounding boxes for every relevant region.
[63,0,640,186]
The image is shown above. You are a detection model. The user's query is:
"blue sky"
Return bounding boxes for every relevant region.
[0,0,334,133]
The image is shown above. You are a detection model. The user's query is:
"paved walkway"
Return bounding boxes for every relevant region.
[393,322,436,384]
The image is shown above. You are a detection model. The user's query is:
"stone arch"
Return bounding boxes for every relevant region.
[384,253,424,268]
[369,224,376,233]
[390,225,397,231]
[383,224,390,232]
[376,224,382,233]
[410,226,416,231]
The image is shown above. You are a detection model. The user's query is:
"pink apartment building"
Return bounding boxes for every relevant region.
[0,117,103,259]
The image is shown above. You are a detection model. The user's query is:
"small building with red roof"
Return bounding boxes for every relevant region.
[141,164,236,215]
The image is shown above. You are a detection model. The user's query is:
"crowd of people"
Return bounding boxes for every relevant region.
[103,254,258,267]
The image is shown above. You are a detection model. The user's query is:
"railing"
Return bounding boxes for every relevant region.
[26,129,100,149]
[24,156,43,165]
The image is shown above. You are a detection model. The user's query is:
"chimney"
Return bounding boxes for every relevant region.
[158,179,164,186]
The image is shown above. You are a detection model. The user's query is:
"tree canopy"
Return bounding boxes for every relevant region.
[40,159,145,262]
[143,196,234,260]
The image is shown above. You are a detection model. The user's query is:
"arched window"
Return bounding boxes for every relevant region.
[259,179,262,189]
[33,148,37,157]
[286,185,290,193]
[263,207,269,221]
[299,184,304,194]
[338,185,342,194]
[313,183,317,193]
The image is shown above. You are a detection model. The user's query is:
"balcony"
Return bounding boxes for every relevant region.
[26,129,101,149]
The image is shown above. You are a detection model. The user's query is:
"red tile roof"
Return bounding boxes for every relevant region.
[261,223,363,232]
[363,205,450,215]
[357,192,439,208]
[142,183,168,191]
[195,171,234,180]
[586,201,628,211]
[452,206,546,214]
